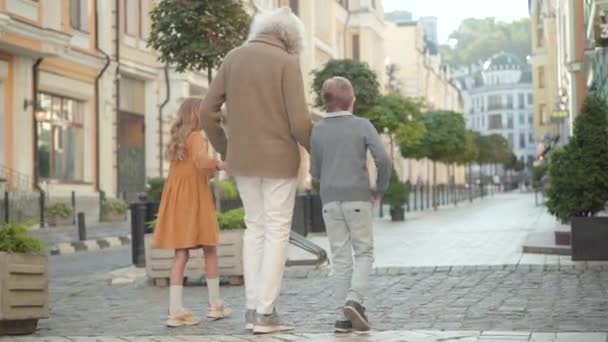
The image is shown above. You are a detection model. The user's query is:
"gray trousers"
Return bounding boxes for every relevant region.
[322,201,374,314]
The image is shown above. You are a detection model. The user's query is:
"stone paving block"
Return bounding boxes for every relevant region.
[554,333,607,342]
[530,333,557,342]
[436,266,451,272]
[56,242,76,255]
[106,237,122,247]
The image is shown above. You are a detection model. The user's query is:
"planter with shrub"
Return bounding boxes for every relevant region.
[546,96,608,260]
[46,203,73,227]
[145,208,245,287]
[101,199,128,222]
[0,222,48,335]
[384,170,409,222]
[218,179,243,212]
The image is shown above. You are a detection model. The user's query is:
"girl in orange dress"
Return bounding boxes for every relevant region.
[154,97,231,327]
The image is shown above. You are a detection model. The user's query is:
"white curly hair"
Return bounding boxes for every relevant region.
[247,7,305,55]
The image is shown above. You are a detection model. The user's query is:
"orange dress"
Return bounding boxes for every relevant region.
[154,131,220,249]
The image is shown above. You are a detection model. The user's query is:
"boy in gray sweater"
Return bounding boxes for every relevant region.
[310,76,392,333]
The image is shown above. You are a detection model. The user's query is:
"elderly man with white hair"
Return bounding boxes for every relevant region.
[200,7,312,334]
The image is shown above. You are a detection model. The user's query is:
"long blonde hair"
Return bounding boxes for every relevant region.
[166,97,202,161]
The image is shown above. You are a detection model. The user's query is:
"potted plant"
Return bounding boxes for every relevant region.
[46,203,73,227]
[0,222,48,335]
[384,170,409,222]
[101,198,128,222]
[546,95,608,260]
[218,179,242,212]
[145,209,245,287]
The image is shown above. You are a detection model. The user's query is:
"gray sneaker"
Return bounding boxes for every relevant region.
[245,309,255,330]
[253,311,294,334]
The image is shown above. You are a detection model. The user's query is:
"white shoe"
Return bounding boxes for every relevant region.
[207,303,231,320]
[166,310,201,327]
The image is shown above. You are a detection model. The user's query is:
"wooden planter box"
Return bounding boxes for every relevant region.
[144,229,244,287]
[47,215,72,227]
[101,211,127,223]
[0,252,49,335]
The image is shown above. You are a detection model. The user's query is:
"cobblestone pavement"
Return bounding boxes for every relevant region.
[37,254,608,337]
[2,331,608,341]
[30,221,131,247]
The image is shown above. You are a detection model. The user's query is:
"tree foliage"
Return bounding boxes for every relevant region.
[546,96,608,223]
[403,111,467,163]
[312,59,381,117]
[439,18,531,68]
[367,94,425,148]
[148,0,250,74]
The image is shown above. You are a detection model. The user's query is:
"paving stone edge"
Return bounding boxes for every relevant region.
[50,235,132,256]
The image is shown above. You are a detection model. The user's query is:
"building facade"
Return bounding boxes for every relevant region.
[584,0,608,101]
[0,0,389,213]
[384,18,465,185]
[455,53,536,166]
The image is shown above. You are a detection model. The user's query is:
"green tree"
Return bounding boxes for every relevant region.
[546,96,608,223]
[367,94,426,155]
[312,59,381,117]
[439,18,531,68]
[402,111,467,209]
[148,0,250,80]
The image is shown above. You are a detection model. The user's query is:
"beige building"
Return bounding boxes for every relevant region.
[0,0,391,219]
[385,19,465,185]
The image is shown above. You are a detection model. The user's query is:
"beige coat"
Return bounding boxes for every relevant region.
[200,35,312,178]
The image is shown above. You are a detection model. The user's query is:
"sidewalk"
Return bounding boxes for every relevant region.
[289,192,559,267]
[2,331,607,341]
[29,221,132,254]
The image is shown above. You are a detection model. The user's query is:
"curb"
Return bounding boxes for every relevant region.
[50,235,132,255]
[283,262,608,279]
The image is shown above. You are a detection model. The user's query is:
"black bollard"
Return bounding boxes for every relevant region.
[131,203,147,267]
[4,191,8,224]
[72,191,76,224]
[39,190,45,228]
[77,212,86,241]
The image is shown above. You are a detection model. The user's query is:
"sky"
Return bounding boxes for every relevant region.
[383,0,530,45]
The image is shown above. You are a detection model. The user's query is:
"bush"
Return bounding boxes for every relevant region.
[146,177,165,202]
[383,170,409,208]
[46,203,73,218]
[102,198,128,215]
[219,179,239,200]
[546,95,608,223]
[0,222,45,254]
[217,208,245,230]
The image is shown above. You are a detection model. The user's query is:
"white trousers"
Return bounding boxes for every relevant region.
[235,176,298,314]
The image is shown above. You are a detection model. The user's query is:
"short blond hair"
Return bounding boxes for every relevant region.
[322,76,355,112]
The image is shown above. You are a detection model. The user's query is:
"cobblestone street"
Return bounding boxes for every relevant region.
[36,248,608,337]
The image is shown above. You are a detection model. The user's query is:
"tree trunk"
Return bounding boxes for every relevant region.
[207,67,222,213]
[433,161,438,211]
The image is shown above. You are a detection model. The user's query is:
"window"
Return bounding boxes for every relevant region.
[527,93,533,105]
[37,93,85,182]
[518,93,525,109]
[536,25,544,48]
[70,0,88,32]
[370,0,376,8]
[520,133,526,149]
[507,114,514,129]
[352,34,360,61]
[540,104,548,123]
[125,0,150,40]
[529,133,534,144]
[529,113,534,125]
[519,113,525,125]
[538,66,545,88]
[488,95,502,110]
[508,134,514,149]
[488,114,502,129]
[506,95,513,109]
[289,0,299,16]
[482,115,485,128]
